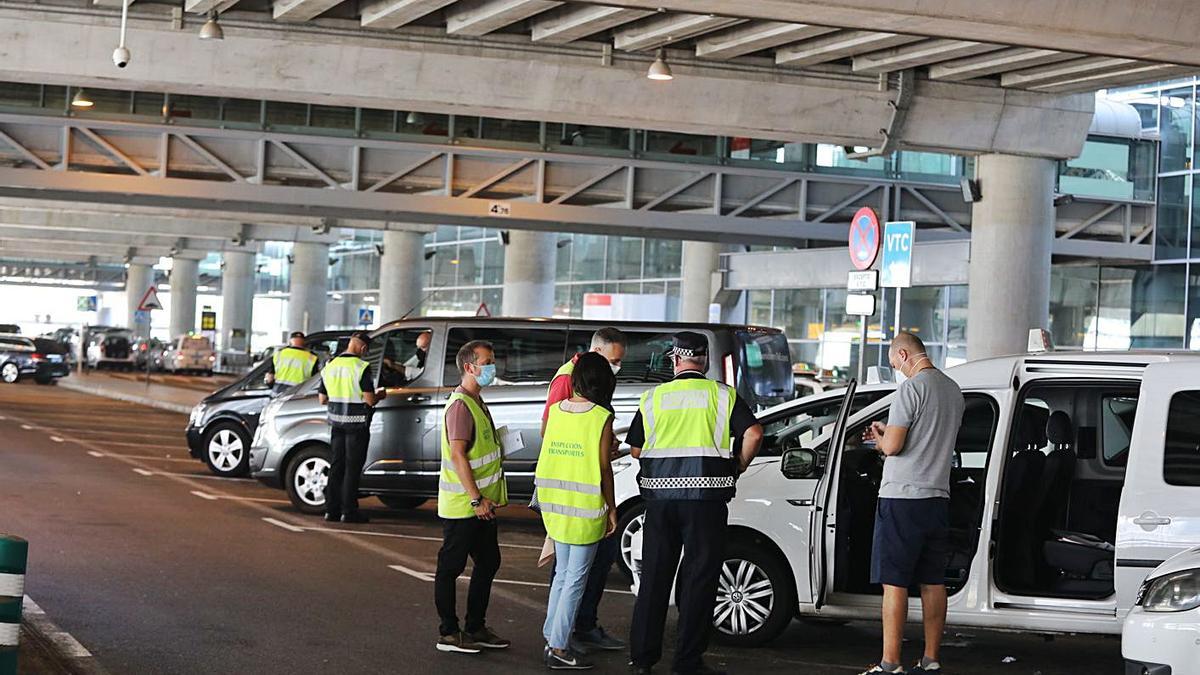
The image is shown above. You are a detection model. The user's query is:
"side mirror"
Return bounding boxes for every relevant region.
[781,447,820,479]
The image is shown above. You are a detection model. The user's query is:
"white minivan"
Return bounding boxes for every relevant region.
[615,351,1200,646]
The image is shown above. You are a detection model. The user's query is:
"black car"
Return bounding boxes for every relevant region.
[185,330,351,477]
[0,335,71,384]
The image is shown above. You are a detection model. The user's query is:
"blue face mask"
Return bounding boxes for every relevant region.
[475,363,497,387]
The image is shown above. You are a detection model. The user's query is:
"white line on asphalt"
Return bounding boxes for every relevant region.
[297,524,542,550]
[130,468,243,481]
[49,436,64,443]
[20,424,33,430]
[99,453,193,463]
[192,490,288,504]
[262,517,306,533]
[388,563,435,582]
[132,468,154,476]
[21,595,94,659]
[87,450,106,458]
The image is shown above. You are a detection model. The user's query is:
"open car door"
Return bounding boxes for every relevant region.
[809,380,858,610]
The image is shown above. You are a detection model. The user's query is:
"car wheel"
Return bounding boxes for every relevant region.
[712,539,796,647]
[616,500,646,583]
[1,362,19,384]
[286,445,331,514]
[202,422,251,477]
[377,495,428,510]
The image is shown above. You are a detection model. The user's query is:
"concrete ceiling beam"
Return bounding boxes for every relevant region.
[928,47,1080,82]
[1000,55,1140,88]
[0,206,337,244]
[775,30,923,66]
[694,21,836,60]
[548,0,1200,67]
[273,0,348,23]
[360,0,457,29]
[446,0,562,36]
[852,39,1005,74]
[1031,63,1200,94]
[184,0,241,13]
[531,5,652,43]
[614,13,745,52]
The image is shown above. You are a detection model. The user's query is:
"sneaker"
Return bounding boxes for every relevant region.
[546,649,594,670]
[467,625,511,649]
[341,512,370,524]
[436,632,481,654]
[909,660,942,673]
[573,625,626,652]
[324,512,341,522]
[858,665,905,675]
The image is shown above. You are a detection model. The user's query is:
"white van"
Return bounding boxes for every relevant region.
[614,351,1200,646]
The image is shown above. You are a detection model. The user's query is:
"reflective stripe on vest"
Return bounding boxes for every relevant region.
[273,347,317,386]
[321,355,369,426]
[535,402,610,545]
[438,392,508,518]
[637,378,736,501]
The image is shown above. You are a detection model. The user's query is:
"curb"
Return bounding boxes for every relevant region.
[21,596,110,675]
[55,380,193,415]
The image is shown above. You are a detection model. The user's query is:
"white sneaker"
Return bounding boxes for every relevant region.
[859,665,905,675]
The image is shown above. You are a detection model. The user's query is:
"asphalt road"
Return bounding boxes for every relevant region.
[0,382,1124,674]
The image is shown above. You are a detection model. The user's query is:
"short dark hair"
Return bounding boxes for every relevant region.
[590,327,627,350]
[456,340,493,373]
[573,351,617,411]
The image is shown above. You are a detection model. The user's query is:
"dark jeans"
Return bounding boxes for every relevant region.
[629,500,727,673]
[326,425,369,516]
[435,517,501,636]
[547,532,619,634]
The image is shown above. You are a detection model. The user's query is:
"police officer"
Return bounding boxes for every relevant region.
[626,332,764,675]
[317,331,383,524]
[265,331,319,394]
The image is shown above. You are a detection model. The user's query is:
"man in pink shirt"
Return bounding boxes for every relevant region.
[542,327,627,654]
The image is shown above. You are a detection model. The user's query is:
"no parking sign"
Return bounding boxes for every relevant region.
[848,207,880,271]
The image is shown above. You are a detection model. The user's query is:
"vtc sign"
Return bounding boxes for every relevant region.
[847,207,880,271]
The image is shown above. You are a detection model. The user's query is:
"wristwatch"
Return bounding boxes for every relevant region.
[470,497,483,508]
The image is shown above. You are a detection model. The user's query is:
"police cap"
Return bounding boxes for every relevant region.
[669,331,707,359]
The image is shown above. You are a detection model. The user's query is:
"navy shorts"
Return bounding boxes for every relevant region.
[870,497,950,588]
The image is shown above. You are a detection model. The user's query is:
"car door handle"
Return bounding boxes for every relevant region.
[406,394,431,403]
[1132,513,1172,527]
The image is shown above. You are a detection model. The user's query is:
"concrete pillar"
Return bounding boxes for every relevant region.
[680,240,723,323]
[501,230,555,318]
[124,263,152,338]
[287,241,328,333]
[967,153,1056,360]
[168,257,199,339]
[379,229,427,322]
[221,251,255,353]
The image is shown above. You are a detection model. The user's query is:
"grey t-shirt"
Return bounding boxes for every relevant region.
[878,368,964,500]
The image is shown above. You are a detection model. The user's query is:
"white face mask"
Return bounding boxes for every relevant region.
[892,352,929,383]
[610,363,621,376]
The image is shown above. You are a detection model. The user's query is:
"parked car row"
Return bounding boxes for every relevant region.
[0,333,71,384]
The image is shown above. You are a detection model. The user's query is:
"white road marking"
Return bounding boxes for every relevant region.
[20,424,33,430]
[21,595,93,658]
[387,563,435,582]
[298,524,541,550]
[87,450,106,458]
[100,453,193,463]
[262,517,305,533]
[49,435,64,443]
[132,468,155,476]
[192,490,288,504]
[130,469,242,481]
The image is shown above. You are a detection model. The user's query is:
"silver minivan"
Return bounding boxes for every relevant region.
[249,317,792,513]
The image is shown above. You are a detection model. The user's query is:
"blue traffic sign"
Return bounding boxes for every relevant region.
[880,221,915,288]
[357,308,374,325]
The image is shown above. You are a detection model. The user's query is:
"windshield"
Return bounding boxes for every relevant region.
[182,337,212,350]
[737,330,793,409]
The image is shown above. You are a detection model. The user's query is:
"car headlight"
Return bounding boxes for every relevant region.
[188,403,206,427]
[1139,568,1200,612]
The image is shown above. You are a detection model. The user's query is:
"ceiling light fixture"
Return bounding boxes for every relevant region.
[199,11,224,40]
[71,89,95,109]
[647,49,673,81]
[405,111,425,126]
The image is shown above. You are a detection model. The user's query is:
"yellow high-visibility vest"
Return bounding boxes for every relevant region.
[637,377,736,501]
[273,346,318,386]
[438,393,508,519]
[536,403,610,545]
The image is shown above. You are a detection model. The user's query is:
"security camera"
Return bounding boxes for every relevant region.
[112,46,131,69]
[231,234,245,247]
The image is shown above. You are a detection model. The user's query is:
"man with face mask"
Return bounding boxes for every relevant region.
[434,339,511,655]
[860,332,964,675]
[540,327,628,655]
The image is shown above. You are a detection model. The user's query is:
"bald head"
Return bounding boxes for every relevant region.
[889,331,932,377]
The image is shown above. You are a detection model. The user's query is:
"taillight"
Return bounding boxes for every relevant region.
[31,353,44,362]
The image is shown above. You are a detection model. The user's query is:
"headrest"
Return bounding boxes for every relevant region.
[1046,410,1073,446]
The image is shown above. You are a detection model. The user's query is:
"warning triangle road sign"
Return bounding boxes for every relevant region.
[475,302,491,317]
[137,285,163,311]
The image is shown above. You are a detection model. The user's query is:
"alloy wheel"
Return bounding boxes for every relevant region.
[620,512,645,576]
[1,363,18,383]
[714,558,775,637]
[294,457,330,507]
[207,429,244,472]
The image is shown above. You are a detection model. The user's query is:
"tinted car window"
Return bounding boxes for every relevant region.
[566,329,675,385]
[33,338,65,354]
[442,327,566,387]
[1164,390,1200,486]
[737,330,793,407]
[1100,394,1139,466]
